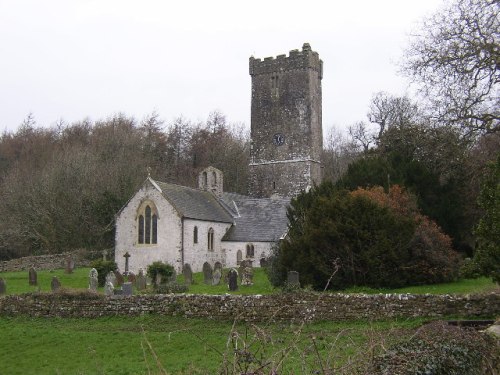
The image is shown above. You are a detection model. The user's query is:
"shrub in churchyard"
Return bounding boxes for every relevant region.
[147,261,175,286]
[275,181,460,290]
[90,260,117,287]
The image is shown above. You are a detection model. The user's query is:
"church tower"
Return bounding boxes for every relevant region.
[248,43,323,198]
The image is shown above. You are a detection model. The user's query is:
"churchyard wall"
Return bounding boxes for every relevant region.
[0,249,99,273]
[1,291,498,322]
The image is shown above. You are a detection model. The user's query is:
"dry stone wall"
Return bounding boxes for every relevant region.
[0,291,498,322]
[0,249,101,273]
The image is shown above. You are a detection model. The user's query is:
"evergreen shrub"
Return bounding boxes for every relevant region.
[90,259,117,287]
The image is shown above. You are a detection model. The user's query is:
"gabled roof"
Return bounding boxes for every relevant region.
[221,193,290,242]
[155,181,233,223]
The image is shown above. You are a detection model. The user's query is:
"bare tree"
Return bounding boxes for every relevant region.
[348,121,375,152]
[403,0,499,134]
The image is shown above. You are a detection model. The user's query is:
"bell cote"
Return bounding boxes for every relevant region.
[198,166,223,197]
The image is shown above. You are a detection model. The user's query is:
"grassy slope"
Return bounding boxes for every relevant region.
[0,315,424,375]
[1,267,498,296]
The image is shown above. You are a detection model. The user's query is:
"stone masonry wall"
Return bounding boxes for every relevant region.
[1,291,498,322]
[0,249,100,273]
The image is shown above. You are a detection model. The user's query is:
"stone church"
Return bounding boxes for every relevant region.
[115,43,323,273]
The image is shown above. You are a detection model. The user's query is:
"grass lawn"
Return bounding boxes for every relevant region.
[1,267,498,296]
[0,315,425,375]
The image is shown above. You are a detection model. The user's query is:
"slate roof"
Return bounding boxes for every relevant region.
[155,181,233,223]
[221,193,290,242]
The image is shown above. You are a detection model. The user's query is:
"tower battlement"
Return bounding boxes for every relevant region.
[249,43,323,78]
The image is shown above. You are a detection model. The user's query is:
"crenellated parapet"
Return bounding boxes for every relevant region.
[249,43,323,78]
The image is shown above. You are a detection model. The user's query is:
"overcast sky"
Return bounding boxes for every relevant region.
[0,0,444,134]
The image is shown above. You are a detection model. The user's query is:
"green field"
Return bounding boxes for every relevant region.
[0,267,497,296]
[0,315,425,375]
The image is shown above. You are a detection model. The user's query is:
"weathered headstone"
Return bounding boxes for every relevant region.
[135,269,147,290]
[102,249,108,261]
[0,278,6,295]
[203,262,213,285]
[104,281,114,296]
[155,273,162,286]
[228,269,238,291]
[241,266,254,286]
[127,272,136,284]
[259,258,268,268]
[122,282,133,296]
[182,263,193,285]
[28,266,37,286]
[88,268,98,291]
[212,268,222,286]
[65,257,75,274]
[106,271,116,286]
[114,270,124,287]
[287,271,300,287]
[50,276,61,292]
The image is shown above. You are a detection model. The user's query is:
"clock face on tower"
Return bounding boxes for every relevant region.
[272,133,285,146]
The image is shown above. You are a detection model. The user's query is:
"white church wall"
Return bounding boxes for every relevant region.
[222,241,273,268]
[182,219,232,272]
[115,182,182,274]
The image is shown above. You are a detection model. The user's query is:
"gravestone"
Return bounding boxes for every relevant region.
[104,281,114,296]
[88,268,98,291]
[155,273,162,286]
[182,263,193,285]
[122,282,133,296]
[114,270,124,287]
[287,271,300,287]
[238,260,248,282]
[260,258,268,268]
[102,249,108,261]
[203,262,213,285]
[127,272,136,284]
[241,266,254,286]
[50,276,61,292]
[28,266,37,286]
[228,269,238,291]
[123,252,131,275]
[0,278,6,295]
[65,257,75,274]
[106,271,116,286]
[212,268,222,286]
[135,269,147,291]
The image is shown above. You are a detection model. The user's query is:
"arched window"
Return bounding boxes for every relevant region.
[207,228,214,251]
[246,243,255,258]
[212,171,217,186]
[137,202,158,245]
[203,171,208,187]
[193,226,198,244]
[236,250,242,265]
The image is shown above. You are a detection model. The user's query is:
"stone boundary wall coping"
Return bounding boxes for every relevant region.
[0,291,498,322]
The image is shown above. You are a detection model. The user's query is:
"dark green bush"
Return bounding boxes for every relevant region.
[90,259,117,287]
[147,261,175,286]
[371,321,499,375]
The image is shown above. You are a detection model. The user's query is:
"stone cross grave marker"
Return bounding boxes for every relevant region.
[0,278,6,295]
[106,271,116,287]
[123,252,131,275]
[287,271,300,288]
[212,268,222,286]
[51,276,61,292]
[228,269,238,291]
[182,263,193,286]
[28,266,37,286]
[102,249,108,261]
[135,269,147,291]
[65,256,75,274]
[104,281,114,296]
[88,268,98,291]
[203,262,213,285]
